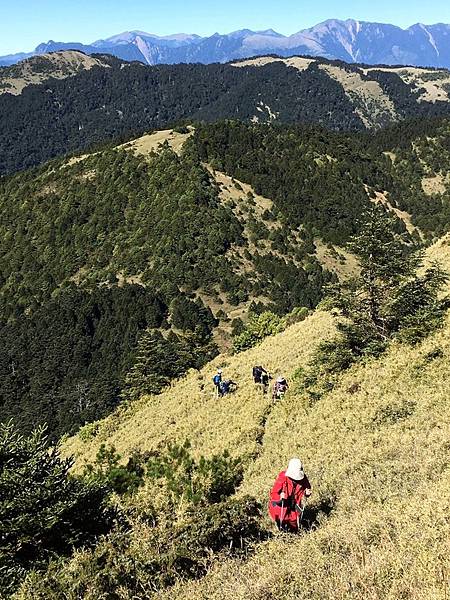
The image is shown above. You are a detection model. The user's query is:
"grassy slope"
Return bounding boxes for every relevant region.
[62,238,450,599]
[63,310,335,468]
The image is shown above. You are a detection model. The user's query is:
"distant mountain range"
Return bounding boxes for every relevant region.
[2,20,450,68]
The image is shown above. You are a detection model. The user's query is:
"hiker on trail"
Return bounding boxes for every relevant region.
[220,379,237,396]
[268,458,312,532]
[213,369,222,398]
[272,376,288,400]
[252,365,270,394]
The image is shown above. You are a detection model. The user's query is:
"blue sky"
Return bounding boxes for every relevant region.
[2,0,450,55]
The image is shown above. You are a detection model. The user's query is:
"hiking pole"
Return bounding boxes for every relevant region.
[298,498,307,529]
[279,499,285,531]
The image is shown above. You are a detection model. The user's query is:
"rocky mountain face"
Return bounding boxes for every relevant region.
[3,20,450,68]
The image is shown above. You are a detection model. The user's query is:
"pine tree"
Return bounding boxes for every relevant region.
[121,329,178,401]
[0,422,113,595]
[322,207,448,369]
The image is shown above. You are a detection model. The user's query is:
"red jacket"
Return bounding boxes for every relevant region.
[268,470,311,527]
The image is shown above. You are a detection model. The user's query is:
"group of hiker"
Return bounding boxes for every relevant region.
[213,365,288,400]
[212,366,310,532]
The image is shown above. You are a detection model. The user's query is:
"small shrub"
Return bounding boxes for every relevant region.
[372,400,416,427]
[216,308,228,320]
[233,311,286,353]
[231,317,245,336]
[83,444,146,496]
[78,421,99,442]
[261,209,275,221]
[423,347,444,362]
[284,306,311,326]
[146,441,244,506]
[172,125,190,134]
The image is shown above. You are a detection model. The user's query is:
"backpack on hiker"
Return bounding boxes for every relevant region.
[213,370,223,397]
[252,365,264,384]
[253,366,270,393]
[220,379,237,395]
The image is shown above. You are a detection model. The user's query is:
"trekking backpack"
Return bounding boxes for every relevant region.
[253,366,263,380]
[213,374,221,385]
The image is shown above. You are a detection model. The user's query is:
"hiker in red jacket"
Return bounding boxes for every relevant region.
[268,458,312,532]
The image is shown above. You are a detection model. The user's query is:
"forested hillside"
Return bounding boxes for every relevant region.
[191,118,450,239]
[0,136,331,439]
[3,50,450,174]
[2,116,450,440]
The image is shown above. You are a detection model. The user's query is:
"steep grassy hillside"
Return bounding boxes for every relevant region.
[19,236,449,599]
[62,310,335,468]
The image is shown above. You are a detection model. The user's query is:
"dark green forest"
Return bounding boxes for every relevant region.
[0,143,331,438]
[190,119,450,240]
[2,56,450,174]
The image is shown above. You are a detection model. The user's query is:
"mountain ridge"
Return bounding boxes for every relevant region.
[4,50,450,175]
[3,19,450,68]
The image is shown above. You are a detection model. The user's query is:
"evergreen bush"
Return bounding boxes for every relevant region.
[0,422,114,596]
[233,311,286,353]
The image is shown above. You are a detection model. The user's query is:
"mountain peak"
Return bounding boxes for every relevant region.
[255,28,284,37]
[3,19,450,70]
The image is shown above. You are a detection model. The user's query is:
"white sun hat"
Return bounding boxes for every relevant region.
[285,458,304,481]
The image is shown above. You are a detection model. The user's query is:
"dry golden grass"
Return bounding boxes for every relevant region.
[63,310,335,469]
[231,57,314,71]
[363,66,450,104]
[0,51,109,95]
[118,128,193,157]
[59,239,450,599]
[319,64,397,127]
[422,174,450,196]
[369,189,421,237]
[314,238,360,280]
